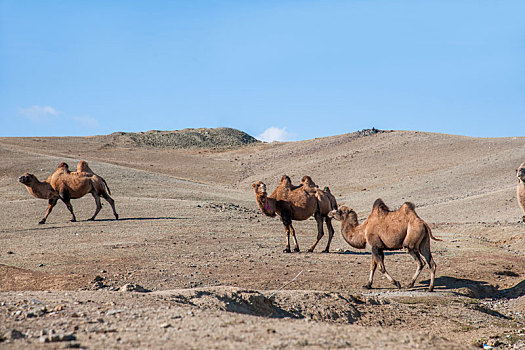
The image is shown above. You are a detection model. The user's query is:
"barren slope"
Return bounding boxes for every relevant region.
[0,130,524,348]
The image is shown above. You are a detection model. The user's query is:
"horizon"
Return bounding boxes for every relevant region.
[1,126,523,142]
[1,1,524,141]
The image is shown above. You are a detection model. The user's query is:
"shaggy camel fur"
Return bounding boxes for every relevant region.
[517,162,525,222]
[329,199,441,292]
[18,173,61,224]
[47,161,118,222]
[252,175,337,253]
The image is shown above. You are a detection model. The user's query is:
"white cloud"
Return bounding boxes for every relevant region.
[19,105,99,130]
[72,116,99,128]
[19,105,59,122]
[257,126,296,142]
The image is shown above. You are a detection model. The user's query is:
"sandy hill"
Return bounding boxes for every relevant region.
[0,128,524,348]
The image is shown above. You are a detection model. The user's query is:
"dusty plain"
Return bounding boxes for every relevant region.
[0,129,524,349]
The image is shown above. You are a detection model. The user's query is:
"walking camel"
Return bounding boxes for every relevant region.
[252,175,337,253]
[19,161,118,223]
[329,199,441,292]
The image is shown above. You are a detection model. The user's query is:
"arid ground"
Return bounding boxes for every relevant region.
[0,129,524,349]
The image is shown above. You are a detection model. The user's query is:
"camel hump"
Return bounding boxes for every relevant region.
[402,202,416,211]
[57,162,70,172]
[301,175,317,187]
[77,160,94,174]
[373,198,390,213]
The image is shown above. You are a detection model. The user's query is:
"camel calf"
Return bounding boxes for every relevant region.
[329,199,441,292]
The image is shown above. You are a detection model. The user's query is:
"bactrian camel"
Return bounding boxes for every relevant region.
[20,161,118,223]
[329,199,441,292]
[517,162,525,222]
[252,175,337,253]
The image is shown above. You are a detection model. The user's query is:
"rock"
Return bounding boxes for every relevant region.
[39,333,76,343]
[4,329,25,340]
[120,283,151,293]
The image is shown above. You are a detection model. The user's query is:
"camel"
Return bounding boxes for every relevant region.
[18,173,61,224]
[252,175,337,253]
[46,161,119,222]
[517,163,525,222]
[328,199,441,292]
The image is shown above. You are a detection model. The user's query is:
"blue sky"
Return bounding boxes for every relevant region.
[1,1,524,141]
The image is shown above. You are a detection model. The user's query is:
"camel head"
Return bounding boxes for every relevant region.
[517,165,525,183]
[252,181,267,196]
[18,172,37,186]
[328,206,358,225]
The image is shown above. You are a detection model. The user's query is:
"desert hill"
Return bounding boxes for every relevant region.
[0,128,524,348]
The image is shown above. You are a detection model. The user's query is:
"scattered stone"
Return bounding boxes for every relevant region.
[106,309,124,316]
[7,251,14,255]
[160,323,171,328]
[120,283,151,293]
[4,329,25,340]
[39,333,76,343]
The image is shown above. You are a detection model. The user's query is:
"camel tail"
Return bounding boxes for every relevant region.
[101,177,111,195]
[425,223,442,241]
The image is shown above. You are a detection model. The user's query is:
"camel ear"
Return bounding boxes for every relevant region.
[252,183,257,188]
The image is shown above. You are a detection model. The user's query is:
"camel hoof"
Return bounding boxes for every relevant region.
[293,247,300,252]
[114,214,119,220]
[306,248,314,253]
[362,284,372,290]
[38,220,46,225]
[394,281,402,289]
[71,219,77,222]
[88,218,95,221]
[321,249,329,253]
[283,248,292,253]
[426,287,434,292]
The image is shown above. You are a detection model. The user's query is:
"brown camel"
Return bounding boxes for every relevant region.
[46,161,118,222]
[329,199,441,292]
[18,173,61,224]
[517,162,525,222]
[252,175,337,253]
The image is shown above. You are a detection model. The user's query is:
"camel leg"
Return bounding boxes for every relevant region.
[322,216,335,253]
[89,192,102,221]
[289,224,300,252]
[364,258,378,289]
[281,212,293,253]
[307,212,324,252]
[283,225,292,253]
[60,192,76,222]
[407,249,425,288]
[102,192,119,220]
[374,248,401,289]
[39,198,58,224]
[419,235,437,292]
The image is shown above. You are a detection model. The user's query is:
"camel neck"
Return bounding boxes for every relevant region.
[341,219,367,249]
[256,194,276,216]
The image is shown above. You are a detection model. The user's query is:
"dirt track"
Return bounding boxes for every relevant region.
[0,130,524,348]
